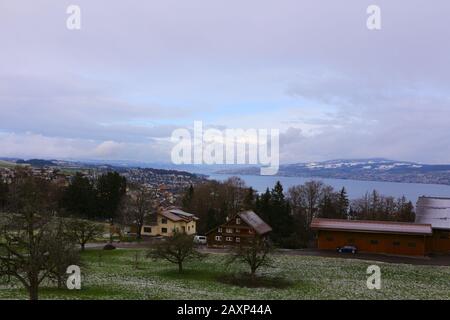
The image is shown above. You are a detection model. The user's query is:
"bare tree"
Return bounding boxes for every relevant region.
[288,181,325,227]
[65,219,105,251]
[226,238,273,280]
[48,219,81,288]
[0,168,77,300]
[223,177,247,214]
[120,184,158,240]
[147,232,205,273]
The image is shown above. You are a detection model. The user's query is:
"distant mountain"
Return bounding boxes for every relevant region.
[16,159,58,167]
[4,157,450,186]
[0,157,204,179]
[216,158,450,186]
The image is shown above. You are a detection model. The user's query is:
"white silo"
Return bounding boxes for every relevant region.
[416,197,450,230]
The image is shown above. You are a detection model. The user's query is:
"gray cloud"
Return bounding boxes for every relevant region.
[1,0,449,164]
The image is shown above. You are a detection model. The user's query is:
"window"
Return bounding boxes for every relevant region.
[370,240,379,245]
[187,226,190,231]
[161,218,168,224]
[143,227,152,233]
[248,229,254,234]
[226,228,233,233]
[393,241,400,246]
[218,227,222,233]
[161,228,168,233]
[226,237,233,242]
[181,226,186,232]
[235,228,240,233]
[215,236,222,241]
[235,237,240,243]
[408,242,416,248]
[236,218,241,225]
[326,237,333,242]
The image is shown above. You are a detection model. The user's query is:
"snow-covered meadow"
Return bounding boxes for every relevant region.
[1,249,449,300]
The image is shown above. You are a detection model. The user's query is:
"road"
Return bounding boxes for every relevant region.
[85,241,450,266]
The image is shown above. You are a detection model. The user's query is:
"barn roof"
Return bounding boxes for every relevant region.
[311,218,432,235]
[238,211,272,235]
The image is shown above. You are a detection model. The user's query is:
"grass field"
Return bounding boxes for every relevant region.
[0,160,21,169]
[0,248,449,300]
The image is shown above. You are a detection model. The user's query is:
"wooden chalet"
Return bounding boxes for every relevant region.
[206,210,272,247]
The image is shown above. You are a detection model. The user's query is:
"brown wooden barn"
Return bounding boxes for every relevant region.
[206,210,272,247]
[311,218,433,256]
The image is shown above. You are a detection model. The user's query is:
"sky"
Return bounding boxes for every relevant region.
[1,0,450,164]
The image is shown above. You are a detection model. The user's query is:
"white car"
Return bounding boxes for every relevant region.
[193,235,207,245]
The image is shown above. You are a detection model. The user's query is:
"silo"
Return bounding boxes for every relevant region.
[416,197,450,230]
[416,196,450,253]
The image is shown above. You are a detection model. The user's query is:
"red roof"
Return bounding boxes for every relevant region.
[311,218,432,235]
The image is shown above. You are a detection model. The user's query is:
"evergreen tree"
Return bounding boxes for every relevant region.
[243,187,256,210]
[96,172,127,221]
[256,188,272,223]
[182,184,194,210]
[265,182,294,246]
[337,187,349,219]
[61,173,96,218]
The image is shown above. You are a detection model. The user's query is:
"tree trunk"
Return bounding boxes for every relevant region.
[178,262,183,273]
[136,225,142,240]
[109,219,114,243]
[81,242,85,251]
[29,280,39,301]
[57,276,63,289]
[250,267,257,282]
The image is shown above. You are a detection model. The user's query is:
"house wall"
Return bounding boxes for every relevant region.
[207,216,259,247]
[141,214,196,237]
[317,230,427,256]
[426,229,450,254]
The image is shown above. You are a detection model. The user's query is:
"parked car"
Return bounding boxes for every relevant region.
[337,245,357,254]
[193,235,207,245]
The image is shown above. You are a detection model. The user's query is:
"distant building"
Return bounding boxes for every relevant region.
[141,207,198,237]
[206,211,272,247]
[416,196,450,253]
[311,218,433,256]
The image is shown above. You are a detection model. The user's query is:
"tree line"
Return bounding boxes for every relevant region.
[181,177,415,248]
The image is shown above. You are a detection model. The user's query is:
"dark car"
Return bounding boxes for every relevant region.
[337,245,357,254]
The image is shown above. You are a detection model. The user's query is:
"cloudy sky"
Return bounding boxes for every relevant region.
[1,0,449,164]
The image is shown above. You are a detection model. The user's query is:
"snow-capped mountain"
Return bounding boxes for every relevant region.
[216,158,450,185]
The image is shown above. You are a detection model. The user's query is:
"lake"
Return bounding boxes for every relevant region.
[207,174,450,202]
